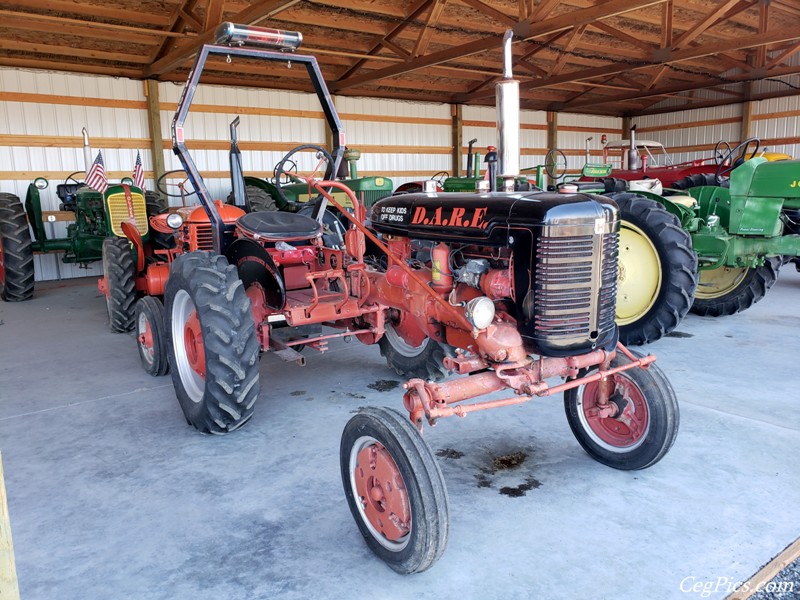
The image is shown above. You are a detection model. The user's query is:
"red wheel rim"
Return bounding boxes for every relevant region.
[579,374,649,449]
[353,441,411,543]
[183,309,206,378]
[138,315,155,361]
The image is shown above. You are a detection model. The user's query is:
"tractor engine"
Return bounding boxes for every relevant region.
[167,201,245,253]
[369,190,620,358]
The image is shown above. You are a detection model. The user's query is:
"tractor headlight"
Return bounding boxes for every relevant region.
[166,213,183,229]
[465,296,495,330]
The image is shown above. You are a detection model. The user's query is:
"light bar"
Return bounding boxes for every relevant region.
[214,22,303,51]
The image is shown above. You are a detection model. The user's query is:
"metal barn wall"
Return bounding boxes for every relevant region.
[750,96,800,157]
[0,68,149,281]
[558,113,623,175]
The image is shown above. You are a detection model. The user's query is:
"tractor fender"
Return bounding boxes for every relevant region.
[225,238,286,310]
[24,184,48,243]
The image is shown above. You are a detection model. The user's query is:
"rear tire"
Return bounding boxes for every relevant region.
[341,406,449,574]
[378,319,450,381]
[564,350,679,470]
[135,296,169,377]
[165,252,260,434]
[690,257,780,317]
[227,185,278,213]
[102,237,136,332]
[610,193,697,345]
[0,193,34,302]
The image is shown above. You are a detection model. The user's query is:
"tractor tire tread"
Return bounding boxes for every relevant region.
[0,193,35,301]
[690,257,781,317]
[102,237,137,332]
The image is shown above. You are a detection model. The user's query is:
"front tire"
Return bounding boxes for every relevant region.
[690,257,780,317]
[135,296,169,377]
[564,350,679,470]
[165,252,260,434]
[378,318,450,381]
[0,192,34,301]
[341,407,449,574]
[102,237,136,332]
[610,193,697,345]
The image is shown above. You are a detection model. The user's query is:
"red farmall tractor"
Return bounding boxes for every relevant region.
[155,24,679,573]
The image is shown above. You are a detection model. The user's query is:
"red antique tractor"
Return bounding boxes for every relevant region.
[155,24,679,574]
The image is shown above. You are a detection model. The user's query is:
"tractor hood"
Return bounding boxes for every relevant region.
[370,191,618,245]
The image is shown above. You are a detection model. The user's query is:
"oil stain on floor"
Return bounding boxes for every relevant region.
[367,380,401,392]
[436,446,543,497]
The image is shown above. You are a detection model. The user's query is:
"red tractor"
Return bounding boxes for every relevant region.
[152,24,679,573]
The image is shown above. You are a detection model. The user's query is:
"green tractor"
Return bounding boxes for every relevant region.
[0,160,164,331]
[565,138,800,341]
[237,146,393,213]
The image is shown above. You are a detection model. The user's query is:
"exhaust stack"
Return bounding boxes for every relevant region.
[628,124,639,170]
[82,127,92,175]
[496,30,519,192]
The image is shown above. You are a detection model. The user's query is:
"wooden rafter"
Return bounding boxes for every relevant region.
[146,0,302,77]
[671,0,743,50]
[7,0,170,27]
[203,0,226,31]
[468,25,800,101]
[413,0,449,57]
[332,0,667,91]
[458,0,516,27]
[590,22,656,52]
[549,26,586,76]
[335,0,434,82]
[767,42,800,68]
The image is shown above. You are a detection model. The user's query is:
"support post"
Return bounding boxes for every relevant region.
[0,452,20,600]
[145,79,166,187]
[451,103,463,177]
[546,110,558,187]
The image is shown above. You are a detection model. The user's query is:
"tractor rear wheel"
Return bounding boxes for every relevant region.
[378,318,449,382]
[610,193,697,345]
[564,349,679,470]
[341,406,449,574]
[165,251,260,434]
[102,237,136,332]
[227,185,278,213]
[0,193,34,302]
[135,296,169,377]
[690,257,780,317]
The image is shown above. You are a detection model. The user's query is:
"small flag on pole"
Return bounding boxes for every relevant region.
[85,151,109,193]
[132,151,145,190]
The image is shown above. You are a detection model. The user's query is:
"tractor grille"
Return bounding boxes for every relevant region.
[107,191,147,237]
[532,231,618,343]
[190,223,215,251]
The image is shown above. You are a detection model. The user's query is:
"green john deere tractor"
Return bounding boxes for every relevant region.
[0,172,164,320]
[564,138,800,342]
[237,146,393,213]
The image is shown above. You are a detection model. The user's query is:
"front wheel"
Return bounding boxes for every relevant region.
[690,258,780,317]
[564,350,679,470]
[610,193,697,345]
[341,406,449,574]
[102,237,136,332]
[135,296,169,377]
[378,317,450,381]
[164,252,260,434]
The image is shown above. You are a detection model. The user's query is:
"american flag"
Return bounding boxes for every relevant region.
[132,151,145,190]
[85,151,109,193]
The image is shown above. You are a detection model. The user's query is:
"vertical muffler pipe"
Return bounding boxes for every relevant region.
[496,29,519,193]
[628,124,639,170]
[585,136,593,164]
[82,127,92,175]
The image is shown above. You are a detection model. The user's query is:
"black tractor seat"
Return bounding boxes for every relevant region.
[236,210,322,241]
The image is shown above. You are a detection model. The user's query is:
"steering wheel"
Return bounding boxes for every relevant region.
[715,137,760,182]
[273,144,335,208]
[273,159,299,185]
[65,171,85,186]
[544,149,567,180]
[430,171,449,185]
[156,169,198,199]
[713,140,732,165]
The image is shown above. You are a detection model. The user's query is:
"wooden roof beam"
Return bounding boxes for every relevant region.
[0,39,152,65]
[590,22,656,52]
[458,0,517,27]
[767,41,800,68]
[146,0,302,77]
[671,0,749,50]
[549,26,587,77]
[5,0,170,27]
[468,25,800,101]
[331,0,667,91]
[203,0,226,32]
[412,0,449,57]
[335,0,434,81]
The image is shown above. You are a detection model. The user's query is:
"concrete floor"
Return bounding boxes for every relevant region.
[1,270,799,600]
